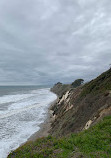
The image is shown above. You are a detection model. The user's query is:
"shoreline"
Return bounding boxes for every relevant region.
[27,98,57,142]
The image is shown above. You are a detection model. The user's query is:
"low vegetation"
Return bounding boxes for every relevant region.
[50,68,111,136]
[81,68,111,97]
[8,116,111,158]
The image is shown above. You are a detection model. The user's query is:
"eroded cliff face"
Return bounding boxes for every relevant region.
[50,69,111,137]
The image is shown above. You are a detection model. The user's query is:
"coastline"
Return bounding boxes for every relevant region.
[7,90,58,157]
[27,98,57,142]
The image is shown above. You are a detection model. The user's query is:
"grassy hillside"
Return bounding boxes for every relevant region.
[81,68,111,97]
[8,116,111,158]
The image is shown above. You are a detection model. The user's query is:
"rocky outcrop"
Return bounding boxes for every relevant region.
[50,69,111,137]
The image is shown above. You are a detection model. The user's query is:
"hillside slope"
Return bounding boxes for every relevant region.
[8,69,111,158]
[50,68,111,136]
[8,116,111,158]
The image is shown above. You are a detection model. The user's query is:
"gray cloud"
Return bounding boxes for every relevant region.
[0,0,111,85]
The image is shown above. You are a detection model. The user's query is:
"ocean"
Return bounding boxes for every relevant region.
[0,86,57,158]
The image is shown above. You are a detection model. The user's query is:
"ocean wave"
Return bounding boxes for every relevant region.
[0,88,57,158]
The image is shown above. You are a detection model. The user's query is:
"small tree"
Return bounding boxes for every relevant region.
[71,79,84,88]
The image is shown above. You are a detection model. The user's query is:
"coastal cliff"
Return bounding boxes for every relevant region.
[8,69,111,158]
[50,68,111,136]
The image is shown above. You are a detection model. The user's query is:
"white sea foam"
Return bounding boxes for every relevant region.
[0,88,57,158]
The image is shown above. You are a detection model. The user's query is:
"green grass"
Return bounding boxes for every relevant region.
[8,116,111,158]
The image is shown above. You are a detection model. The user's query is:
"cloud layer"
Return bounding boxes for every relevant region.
[0,0,111,85]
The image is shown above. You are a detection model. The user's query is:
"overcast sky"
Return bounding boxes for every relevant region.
[0,0,111,85]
